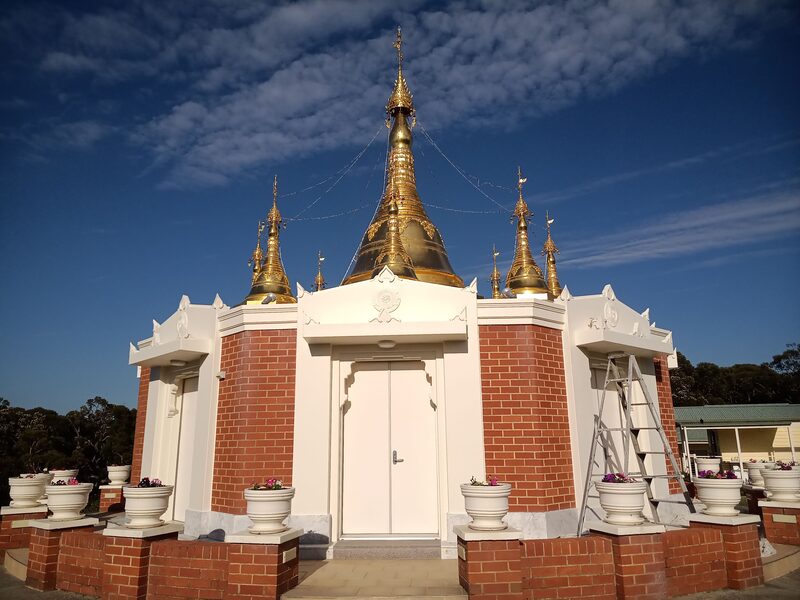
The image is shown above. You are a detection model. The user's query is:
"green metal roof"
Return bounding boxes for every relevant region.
[674,404,800,428]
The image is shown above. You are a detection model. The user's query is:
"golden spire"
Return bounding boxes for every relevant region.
[244,175,296,304]
[344,28,462,288]
[386,26,414,117]
[371,199,417,280]
[542,211,562,299]
[490,245,503,299]
[506,167,548,297]
[248,220,265,285]
[314,250,326,291]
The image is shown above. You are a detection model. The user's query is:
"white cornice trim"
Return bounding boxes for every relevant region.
[218,304,299,336]
[476,298,565,330]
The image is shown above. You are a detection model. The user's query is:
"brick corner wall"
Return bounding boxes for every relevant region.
[654,355,682,494]
[762,506,800,546]
[211,329,297,514]
[479,323,574,512]
[663,527,726,596]
[56,529,105,597]
[130,366,152,484]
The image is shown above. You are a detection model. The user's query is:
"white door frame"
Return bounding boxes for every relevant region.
[329,344,448,542]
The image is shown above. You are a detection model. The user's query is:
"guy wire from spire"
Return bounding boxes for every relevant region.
[417,122,512,214]
[288,125,383,221]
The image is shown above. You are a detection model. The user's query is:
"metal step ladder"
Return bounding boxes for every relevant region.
[577,352,695,535]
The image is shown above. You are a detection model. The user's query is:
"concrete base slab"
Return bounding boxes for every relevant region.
[0,506,47,516]
[453,524,522,541]
[588,521,666,536]
[225,527,303,545]
[29,517,99,530]
[102,521,183,538]
[759,500,800,509]
[3,548,27,581]
[763,543,800,582]
[689,513,761,526]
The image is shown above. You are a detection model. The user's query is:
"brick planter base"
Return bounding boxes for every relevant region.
[99,486,125,513]
[26,518,99,591]
[0,505,48,560]
[688,516,763,590]
[760,503,800,546]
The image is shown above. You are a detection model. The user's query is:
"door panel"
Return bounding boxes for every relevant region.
[390,362,439,535]
[341,363,391,535]
[172,376,198,522]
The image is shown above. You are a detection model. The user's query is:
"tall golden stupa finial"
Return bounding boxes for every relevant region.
[244,175,296,304]
[542,211,562,299]
[490,245,503,299]
[506,166,548,297]
[386,26,414,117]
[371,199,417,280]
[314,250,326,292]
[343,28,462,288]
[248,220,265,285]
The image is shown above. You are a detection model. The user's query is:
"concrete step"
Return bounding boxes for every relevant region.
[283,558,466,599]
[3,548,28,581]
[763,543,800,582]
[331,540,442,560]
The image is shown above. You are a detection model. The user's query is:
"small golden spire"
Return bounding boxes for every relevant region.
[386,26,414,117]
[371,198,417,280]
[490,245,503,299]
[314,250,326,291]
[542,211,562,299]
[244,175,296,304]
[248,220,265,285]
[506,166,548,297]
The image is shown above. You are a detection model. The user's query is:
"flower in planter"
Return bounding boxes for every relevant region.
[20,474,36,479]
[136,477,164,488]
[250,478,284,490]
[697,469,738,479]
[51,478,81,486]
[775,461,796,471]
[601,473,638,483]
[469,476,500,486]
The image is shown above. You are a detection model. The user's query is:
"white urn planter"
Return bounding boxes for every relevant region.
[460,483,512,531]
[46,483,93,520]
[51,469,79,484]
[694,478,743,516]
[595,481,648,526]
[8,477,46,508]
[762,469,800,503]
[35,472,54,505]
[695,457,721,474]
[107,465,132,486]
[745,462,774,486]
[122,485,174,529]
[245,487,296,534]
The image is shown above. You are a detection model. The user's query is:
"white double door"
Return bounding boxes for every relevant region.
[341,361,438,537]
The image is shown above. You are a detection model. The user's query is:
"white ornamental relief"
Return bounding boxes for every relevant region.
[603,301,619,329]
[371,289,401,323]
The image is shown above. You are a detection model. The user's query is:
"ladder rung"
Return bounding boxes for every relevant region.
[636,451,667,455]
[631,427,661,431]
[651,498,696,505]
[641,475,675,479]
[629,402,651,406]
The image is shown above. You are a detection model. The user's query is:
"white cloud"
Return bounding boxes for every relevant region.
[560,190,800,269]
[3,0,795,187]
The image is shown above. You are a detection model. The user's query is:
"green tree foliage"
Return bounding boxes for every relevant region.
[0,397,136,506]
[670,343,799,406]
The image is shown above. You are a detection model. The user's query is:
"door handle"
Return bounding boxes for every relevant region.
[393,450,404,464]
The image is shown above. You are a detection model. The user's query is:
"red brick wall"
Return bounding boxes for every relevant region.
[0,510,45,560]
[663,528,726,597]
[27,527,91,591]
[211,330,297,514]
[458,538,523,599]
[57,529,105,597]
[100,487,125,513]
[689,521,763,590]
[655,356,682,494]
[226,540,300,600]
[479,324,574,511]
[148,540,229,599]
[599,532,667,600]
[130,367,151,484]
[762,506,800,546]
[521,537,616,599]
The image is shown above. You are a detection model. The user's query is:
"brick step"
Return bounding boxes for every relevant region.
[3,547,27,581]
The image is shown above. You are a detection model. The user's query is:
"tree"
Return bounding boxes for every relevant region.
[770,343,800,375]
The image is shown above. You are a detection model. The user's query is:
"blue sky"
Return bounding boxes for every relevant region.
[1,0,798,413]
